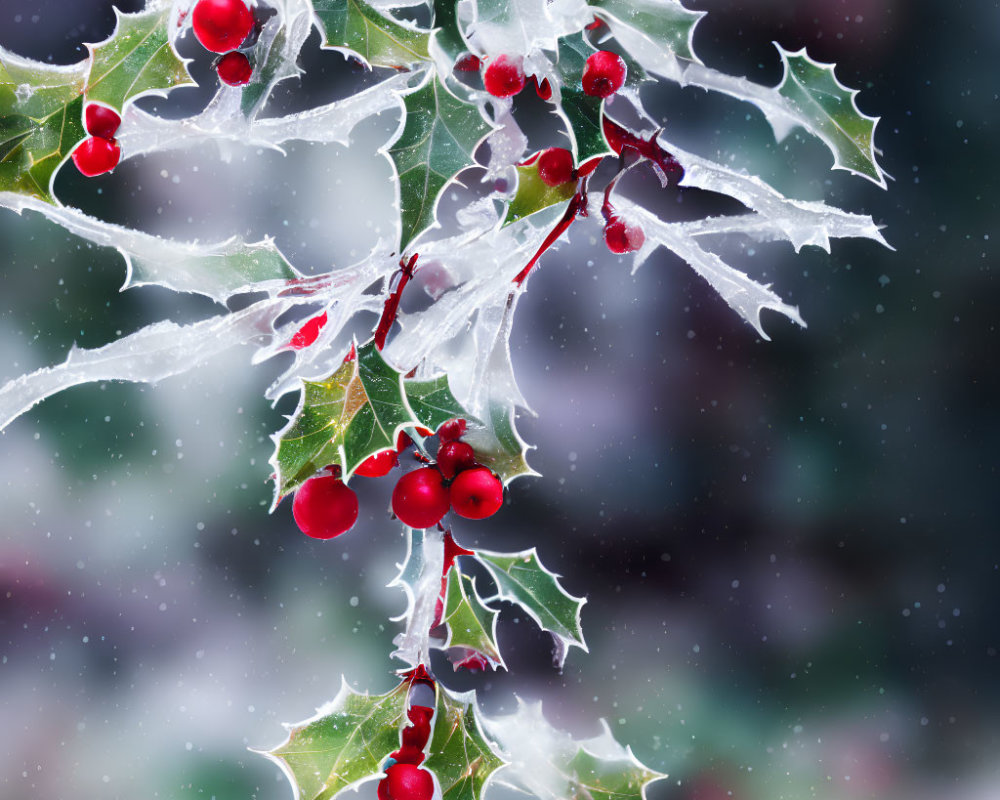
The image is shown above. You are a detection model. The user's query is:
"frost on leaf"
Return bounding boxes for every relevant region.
[468,0,592,60]
[262,677,410,800]
[474,548,586,668]
[312,0,432,69]
[85,5,193,111]
[390,528,445,669]
[241,0,315,116]
[483,701,666,800]
[0,193,300,302]
[272,341,418,499]
[387,71,493,251]
[0,299,293,432]
[440,567,505,670]
[424,687,507,800]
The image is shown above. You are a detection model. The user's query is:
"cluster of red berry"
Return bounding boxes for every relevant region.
[378,674,437,800]
[71,104,123,177]
[480,48,627,101]
[191,0,256,87]
[292,418,504,540]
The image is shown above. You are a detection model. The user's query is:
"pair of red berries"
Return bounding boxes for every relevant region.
[604,215,645,254]
[482,50,626,100]
[72,104,123,177]
[379,701,435,800]
[191,0,255,86]
[390,421,504,528]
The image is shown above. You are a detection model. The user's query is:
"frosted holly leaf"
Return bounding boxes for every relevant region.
[85,5,193,111]
[773,46,885,187]
[388,71,493,251]
[440,568,504,670]
[503,161,576,226]
[241,0,314,116]
[261,677,410,800]
[429,0,468,66]
[0,193,300,301]
[474,548,586,668]
[272,341,418,499]
[463,401,535,486]
[404,374,481,433]
[313,0,432,69]
[424,687,506,800]
[482,701,666,800]
[589,0,703,77]
[553,34,614,164]
[389,528,445,669]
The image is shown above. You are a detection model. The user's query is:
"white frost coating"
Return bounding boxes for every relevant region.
[482,700,666,800]
[659,137,892,253]
[468,0,592,61]
[615,198,805,340]
[389,528,445,669]
[0,192,299,303]
[0,299,293,432]
[483,105,528,182]
[118,71,411,160]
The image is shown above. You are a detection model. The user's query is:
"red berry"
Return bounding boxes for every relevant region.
[531,75,552,101]
[378,778,392,800]
[84,104,121,139]
[407,705,433,728]
[536,148,575,187]
[71,136,121,177]
[292,475,359,539]
[582,50,627,98]
[449,467,503,520]
[289,311,328,349]
[604,218,645,254]
[383,764,434,800]
[191,0,253,53]
[483,55,526,98]
[436,441,476,480]
[454,53,481,72]
[216,50,253,86]
[355,449,399,478]
[392,467,450,528]
[437,418,466,443]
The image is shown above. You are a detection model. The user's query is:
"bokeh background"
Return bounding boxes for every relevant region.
[2,0,998,798]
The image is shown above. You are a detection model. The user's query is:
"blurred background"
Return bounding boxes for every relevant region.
[1,0,998,798]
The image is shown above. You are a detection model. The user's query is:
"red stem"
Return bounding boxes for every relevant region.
[512,180,589,286]
[602,117,683,182]
[373,253,419,350]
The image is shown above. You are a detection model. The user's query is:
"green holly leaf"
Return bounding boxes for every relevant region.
[262,677,410,800]
[503,161,576,226]
[464,401,537,486]
[774,46,886,187]
[272,341,417,498]
[424,687,506,800]
[430,0,468,67]
[474,547,586,668]
[387,72,492,251]
[313,0,431,69]
[482,701,666,800]
[555,34,613,164]
[404,374,479,434]
[86,6,193,111]
[589,0,702,64]
[1,51,88,202]
[441,568,504,669]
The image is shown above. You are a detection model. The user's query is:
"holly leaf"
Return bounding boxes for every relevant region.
[424,687,506,800]
[482,701,666,800]
[1,50,88,202]
[272,341,417,498]
[86,6,193,111]
[503,162,575,226]
[474,548,586,668]
[262,677,409,800]
[404,374,478,434]
[430,0,468,67]
[589,0,702,65]
[440,568,504,670]
[773,46,886,187]
[387,72,492,251]
[313,0,431,69]
[554,34,612,164]
[463,401,536,486]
